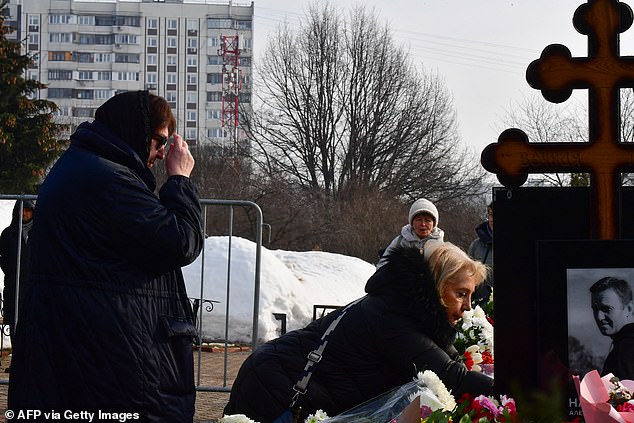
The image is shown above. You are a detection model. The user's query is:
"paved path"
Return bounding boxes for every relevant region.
[0,350,250,422]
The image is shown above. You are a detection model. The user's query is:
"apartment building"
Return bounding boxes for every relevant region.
[4,0,253,152]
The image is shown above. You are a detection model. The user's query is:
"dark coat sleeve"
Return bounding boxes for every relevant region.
[95,166,203,276]
[372,302,494,398]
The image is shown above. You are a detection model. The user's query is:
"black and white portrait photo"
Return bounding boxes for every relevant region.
[567,268,634,380]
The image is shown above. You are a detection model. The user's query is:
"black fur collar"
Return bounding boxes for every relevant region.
[365,247,456,349]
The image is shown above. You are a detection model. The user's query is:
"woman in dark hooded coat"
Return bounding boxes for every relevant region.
[0,199,34,344]
[8,91,204,421]
[223,243,493,422]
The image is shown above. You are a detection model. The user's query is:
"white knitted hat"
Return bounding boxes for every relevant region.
[408,198,439,226]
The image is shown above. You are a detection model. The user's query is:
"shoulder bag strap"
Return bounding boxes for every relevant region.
[289,296,365,409]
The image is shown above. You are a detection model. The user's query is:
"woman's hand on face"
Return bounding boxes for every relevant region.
[165,133,195,177]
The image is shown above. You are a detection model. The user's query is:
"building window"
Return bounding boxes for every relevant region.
[78,71,93,80]
[167,55,177,66]
[186,111,196,121]
[49,33,73,43]
[207,55,222,65]
[78,15,94,26]
[186,92,197,103]
[207,109,221,120]
[28,15,39,26]
[187,56,197,67]
[167,73,177,84]
[207,127,227,138]
[73,108,94,118]
[97,71,111,81]
[53,106,72,117]
[167,19,177,30]
[147,73,157,84]
[147,18,158,29]
[207,73,223,84]
[95,15,116,26]
[94,90,113,100]
[187,38,198,49]
[167,37,177,48]
[48,69,73,80]
[186,74,197,84]
[73,52,93,63]
[206,91,223,102]
[28,33,39,44]
[207,18,231,29]
[94,53,113,63]
[166,91,177,102]
[49,15,75,25]
[147,54,157,65]
[76,89,94,99]
[49,51,71,61]
[208,37,219,47]
[114,72,139,81]
[236,20,252,30]
[186,129,197,140]
[147,37,157,47]
[115,53,140,63]
[115,16,141,27]
[48,88,74,98]
[116,34,138,45]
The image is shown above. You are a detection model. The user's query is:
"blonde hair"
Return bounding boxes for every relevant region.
[427,242,488,305]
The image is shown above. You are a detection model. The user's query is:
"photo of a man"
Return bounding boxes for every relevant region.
[566,268,634,380]
[590,277,634,380]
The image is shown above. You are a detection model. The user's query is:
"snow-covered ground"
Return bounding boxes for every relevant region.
[0,199,375,345]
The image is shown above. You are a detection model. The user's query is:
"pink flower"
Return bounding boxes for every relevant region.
[500,395,517,415]
[474,394,502,418]
[616,401,634,412]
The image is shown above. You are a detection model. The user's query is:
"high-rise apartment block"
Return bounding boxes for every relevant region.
[4,0,254,153]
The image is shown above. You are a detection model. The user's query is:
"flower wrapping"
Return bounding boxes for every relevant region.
[573,370,634,423]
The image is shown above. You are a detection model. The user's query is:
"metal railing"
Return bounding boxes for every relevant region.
[0,195,263,394]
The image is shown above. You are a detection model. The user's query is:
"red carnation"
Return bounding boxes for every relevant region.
[463,351,474,370]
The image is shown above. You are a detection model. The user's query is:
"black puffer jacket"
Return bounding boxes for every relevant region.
[224,248,493,422]
[7,120,204,421]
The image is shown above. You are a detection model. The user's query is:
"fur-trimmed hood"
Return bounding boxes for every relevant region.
[365,246,456,350]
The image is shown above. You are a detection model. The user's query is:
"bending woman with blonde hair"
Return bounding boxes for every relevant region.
[224,242,492,422]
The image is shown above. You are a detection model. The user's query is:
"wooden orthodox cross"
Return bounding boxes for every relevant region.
[481,0,634,240]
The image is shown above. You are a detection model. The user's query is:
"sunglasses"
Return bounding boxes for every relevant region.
[152,133,170,150]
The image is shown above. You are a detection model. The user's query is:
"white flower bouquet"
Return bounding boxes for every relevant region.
[454,305,494,376]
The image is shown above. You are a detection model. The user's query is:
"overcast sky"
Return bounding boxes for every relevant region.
[252,0,634,157]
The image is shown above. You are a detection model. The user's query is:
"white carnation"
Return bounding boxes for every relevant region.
[414,370,457,411]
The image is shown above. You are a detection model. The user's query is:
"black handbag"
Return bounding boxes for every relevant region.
[272,297,365,422]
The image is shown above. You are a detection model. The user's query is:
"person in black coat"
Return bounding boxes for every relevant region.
[468,201,494,307]
[0,200,34,346]
[8,91,204,421]
[223,242,493,422]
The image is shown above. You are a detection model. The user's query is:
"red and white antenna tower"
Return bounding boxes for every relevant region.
[218,34,241,164]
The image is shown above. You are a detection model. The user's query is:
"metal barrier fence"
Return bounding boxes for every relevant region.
[0,194,263,394]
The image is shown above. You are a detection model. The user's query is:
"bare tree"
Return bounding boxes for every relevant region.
[247,2,345,196]
[501,90,634,187]
[247,2,485,202]
[499,93,586,187]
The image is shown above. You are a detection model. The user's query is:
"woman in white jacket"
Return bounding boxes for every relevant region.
[376,198,444,268]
